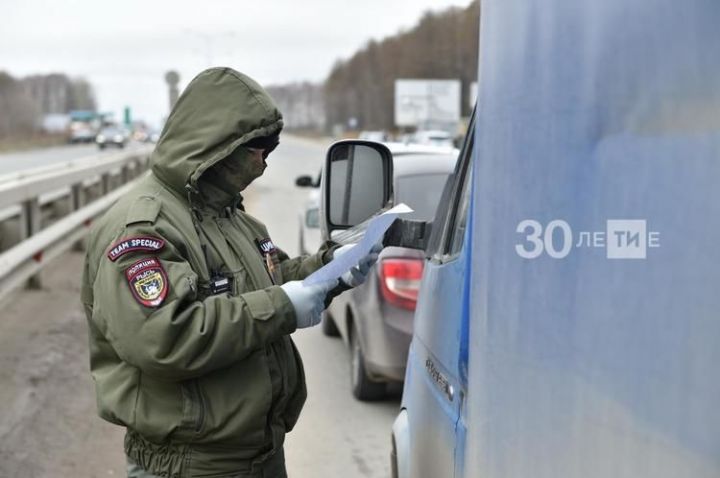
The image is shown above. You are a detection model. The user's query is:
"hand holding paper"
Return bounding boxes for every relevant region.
[302,204,413,286]
[335,242,383,287]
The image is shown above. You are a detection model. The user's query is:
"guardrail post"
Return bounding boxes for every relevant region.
[71,182,86,252]
[71,182,84,211]
[121,164,131,184]
[20,198,42,289]
[101,173,111,195]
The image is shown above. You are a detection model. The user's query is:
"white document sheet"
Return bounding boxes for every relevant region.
[302,204,413,286]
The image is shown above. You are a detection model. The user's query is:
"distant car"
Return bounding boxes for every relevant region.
[68,121,96,144]
[297,144,458,400]
[132,129,149,142]
[359,130,389,142]
[147,130,161,143]
[95,127,128,149]
[412,129,455,148]
[382,141,460,156]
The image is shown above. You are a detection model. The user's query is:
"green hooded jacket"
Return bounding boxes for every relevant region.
[80,67,335,477]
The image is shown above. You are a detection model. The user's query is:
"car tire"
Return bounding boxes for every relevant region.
[350,323,386,401]
[321,313,340,337]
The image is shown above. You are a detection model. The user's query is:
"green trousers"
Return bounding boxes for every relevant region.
[126,448,287,478]
[127,459,161,478]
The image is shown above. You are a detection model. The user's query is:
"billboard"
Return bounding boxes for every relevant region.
[394,79,461,127]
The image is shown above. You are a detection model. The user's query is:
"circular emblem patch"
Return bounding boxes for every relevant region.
[125,258,168,308]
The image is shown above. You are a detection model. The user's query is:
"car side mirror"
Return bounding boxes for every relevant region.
[321,140,393,239]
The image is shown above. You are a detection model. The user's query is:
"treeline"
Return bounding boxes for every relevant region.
[0,71,96,139]
[266,82,325,131]
[325,0,479,131]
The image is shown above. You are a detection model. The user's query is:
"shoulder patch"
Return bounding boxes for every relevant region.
[125,257,168,308]
[255,238,278,255]
[107,236,165,261]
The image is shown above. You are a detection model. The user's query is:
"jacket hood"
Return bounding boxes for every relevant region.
[150,67,283,197]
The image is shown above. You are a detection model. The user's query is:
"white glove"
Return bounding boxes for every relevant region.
[281,279,338,329]
[333,242,383,288]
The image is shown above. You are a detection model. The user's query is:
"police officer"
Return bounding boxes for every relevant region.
[80,67,380,477]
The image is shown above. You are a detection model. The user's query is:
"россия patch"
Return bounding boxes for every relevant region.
[124,257,168,307]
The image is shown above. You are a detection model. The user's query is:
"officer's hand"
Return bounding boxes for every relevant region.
[333,241,383,288]
[280,279,338,329]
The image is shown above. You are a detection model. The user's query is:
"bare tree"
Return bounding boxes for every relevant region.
[266,82,326,130]
[324,0,480,131]
[23,73,97,114]
[0,72,39,139]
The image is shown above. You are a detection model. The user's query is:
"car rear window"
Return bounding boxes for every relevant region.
[395,173,450,221]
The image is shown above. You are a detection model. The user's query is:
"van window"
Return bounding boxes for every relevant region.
[441,130,473,257]
[425,111,474,261]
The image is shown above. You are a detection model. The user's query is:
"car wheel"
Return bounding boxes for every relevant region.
[350,323,386,401]
[321,312,340,337]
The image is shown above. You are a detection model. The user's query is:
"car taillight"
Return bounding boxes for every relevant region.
[378,258,424,311]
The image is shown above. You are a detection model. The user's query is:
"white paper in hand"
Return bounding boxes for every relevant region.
[302,204,413,286]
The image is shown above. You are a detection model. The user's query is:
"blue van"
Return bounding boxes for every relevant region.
[320,1,720,477]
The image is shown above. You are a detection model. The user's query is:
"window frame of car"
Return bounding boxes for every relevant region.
[425,108,475,264]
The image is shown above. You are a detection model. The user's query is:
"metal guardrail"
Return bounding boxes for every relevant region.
[0,146,152,302]
[0,184,135,302]
[0,146,151,210]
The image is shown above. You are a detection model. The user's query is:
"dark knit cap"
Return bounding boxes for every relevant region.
[244,134,280,150]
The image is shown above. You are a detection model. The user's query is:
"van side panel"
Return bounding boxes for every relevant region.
[467,1,720,477]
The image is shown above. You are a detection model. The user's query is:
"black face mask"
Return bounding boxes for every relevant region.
[200,146,264,204]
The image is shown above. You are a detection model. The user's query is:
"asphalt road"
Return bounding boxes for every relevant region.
[0,142,147,177]
[0,135,399,478]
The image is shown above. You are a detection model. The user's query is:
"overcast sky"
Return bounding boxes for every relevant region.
[1,0,472,127]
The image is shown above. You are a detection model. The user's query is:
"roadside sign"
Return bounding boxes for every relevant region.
[394,79,461,127]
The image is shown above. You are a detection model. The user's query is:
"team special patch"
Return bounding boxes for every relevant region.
[107,236,165,261]
[125,257,168,308]
[255,238,277,255]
